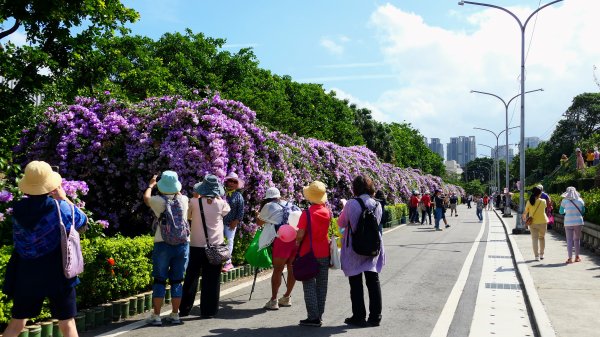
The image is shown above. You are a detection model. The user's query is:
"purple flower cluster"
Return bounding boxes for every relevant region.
[15,95,464,231]
[61,179,89,199]
[0,190,13,203]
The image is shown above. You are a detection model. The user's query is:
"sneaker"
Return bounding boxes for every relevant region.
[146,313,162,326]
[264,299,279,310]
[535,256,540,261]
[299,318,322,327]
[435,228,443,231]
[445,225,450,228]
[455,214,458,217]
[344,317,367,327]
[222,263,234,272]
[165,312,182,325]
[278,295,292,307]
[540,255,544,260]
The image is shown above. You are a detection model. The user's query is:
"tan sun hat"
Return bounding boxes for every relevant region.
[18,161,62,195]
[302,181,327,204]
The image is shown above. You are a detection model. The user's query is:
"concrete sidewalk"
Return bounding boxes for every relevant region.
[495,210,600,337]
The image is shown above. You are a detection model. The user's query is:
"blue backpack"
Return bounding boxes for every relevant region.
[153,195,190,245]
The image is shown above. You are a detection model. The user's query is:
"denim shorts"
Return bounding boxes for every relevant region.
[152,242,189,298]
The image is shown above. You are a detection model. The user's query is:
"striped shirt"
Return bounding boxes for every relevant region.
[559,198,585,226]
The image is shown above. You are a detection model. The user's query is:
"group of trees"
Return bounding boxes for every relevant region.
[1,1,445,175]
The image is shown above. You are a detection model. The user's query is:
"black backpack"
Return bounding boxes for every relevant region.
[347,197,381,257]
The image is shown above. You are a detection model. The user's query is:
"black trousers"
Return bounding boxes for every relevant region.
[420,206,432,224]
[348,271,382,322]
[180,247,222,316]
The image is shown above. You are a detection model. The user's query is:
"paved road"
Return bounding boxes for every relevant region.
[98,205,534,337]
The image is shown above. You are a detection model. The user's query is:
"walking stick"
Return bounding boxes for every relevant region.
[249,267,260,300]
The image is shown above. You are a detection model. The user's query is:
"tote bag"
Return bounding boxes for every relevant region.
[55,200,84,279]
[292,209,319,281]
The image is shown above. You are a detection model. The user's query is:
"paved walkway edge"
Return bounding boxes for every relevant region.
[493,210,557,337]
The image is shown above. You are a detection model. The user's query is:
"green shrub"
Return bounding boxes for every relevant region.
[78,235,154,308]
[0,245,14,325]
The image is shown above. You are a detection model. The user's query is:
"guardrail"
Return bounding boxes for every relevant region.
[551,214,600,254]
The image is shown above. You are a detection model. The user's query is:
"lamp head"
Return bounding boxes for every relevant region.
[458,1,465,5]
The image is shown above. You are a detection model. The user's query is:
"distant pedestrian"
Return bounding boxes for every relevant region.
[374,190,387,234]
[576,148,585,170]
[538,185,553,230]
[180,175,230,318]
[559,187,585,263]
[475,195,484,222]
[144,171,190,325]
[594,147,599,166]
[433,190,445,231]
[296,181,331,327]
[487,195,494,211]
[522,187,549,261]
[449,193,458,217]
[560,154,569,166]
[483,194,489,209]
[222,172,245,272]
[408,191,420,224]
[466,194,472,209]
[585,148,595,167]
[338,175,384,327]
[420,191,432,225]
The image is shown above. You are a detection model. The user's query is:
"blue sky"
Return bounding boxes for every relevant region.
[14,1,600,160]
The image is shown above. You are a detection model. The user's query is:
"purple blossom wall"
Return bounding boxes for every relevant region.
[15,94,464,234]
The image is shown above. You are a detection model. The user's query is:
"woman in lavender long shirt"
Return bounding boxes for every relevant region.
[338,175,385,327]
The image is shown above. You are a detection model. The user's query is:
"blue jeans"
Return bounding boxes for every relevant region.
[152,242,189,298]
[476,208,483,221]
[434,208,443,229]
[223,225,237,265]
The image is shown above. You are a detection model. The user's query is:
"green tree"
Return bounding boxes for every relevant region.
[388,122,444,175]
[0,0,139,155]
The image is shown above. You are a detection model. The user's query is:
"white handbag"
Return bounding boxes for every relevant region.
[258,223,277,250]
[329,236,341,269]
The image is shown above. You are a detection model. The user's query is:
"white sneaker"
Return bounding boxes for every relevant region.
[278,295,292,307]
[165,312,182,324]
[264,299,279,310]
[146,313,162,326]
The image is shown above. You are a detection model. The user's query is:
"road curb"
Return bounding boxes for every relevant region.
[493,209,557,337]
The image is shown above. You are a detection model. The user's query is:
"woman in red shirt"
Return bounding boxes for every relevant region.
[295,181,331,327]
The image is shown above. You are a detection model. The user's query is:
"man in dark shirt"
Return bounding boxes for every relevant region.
[449,193,459,217]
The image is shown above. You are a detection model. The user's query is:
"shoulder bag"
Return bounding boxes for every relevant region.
[525,201,541,226]
[292,209,320,281]
[569,200,585,217]
[55,200,84,278]
[199,198,231,266]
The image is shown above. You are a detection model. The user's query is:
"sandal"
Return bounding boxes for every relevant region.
[575,256,582,262]
[565,258,573,264]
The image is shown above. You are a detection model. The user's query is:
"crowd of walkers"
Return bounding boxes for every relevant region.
[2,159,590,335]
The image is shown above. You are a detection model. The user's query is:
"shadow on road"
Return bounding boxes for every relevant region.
[207,325,351,337]
[532,263,566,268]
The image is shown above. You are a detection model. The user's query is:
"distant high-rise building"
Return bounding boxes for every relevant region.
[524,137,541,149]
[447,136,476,167]
[493,145,515,164]
[428,138,445,159]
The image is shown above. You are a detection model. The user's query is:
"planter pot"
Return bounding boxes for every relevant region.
[164,286,171,304]
[121,300,130,319]
[400,217,407,224]
[101,303,113,325]
[26,326,41,337]
[83,309,95,330]
[136,295,145,314]
[128,297,137,317]
[220,273,225,284]
[94,307,104,327]
[51,319,63,337]
[111,301,122,321]
[39,321,52,337]
[144,292,152,311]
[18,329,29,337]
[74,314,85,332]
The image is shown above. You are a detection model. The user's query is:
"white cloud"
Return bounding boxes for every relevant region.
[320,36,350,55]
[329,87,387,122]
[364,1,600,150]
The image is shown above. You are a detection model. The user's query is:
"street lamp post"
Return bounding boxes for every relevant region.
[474,127,519,193]
[459,0,563,233]
[471,89,543,217]
[477,144,497,190]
